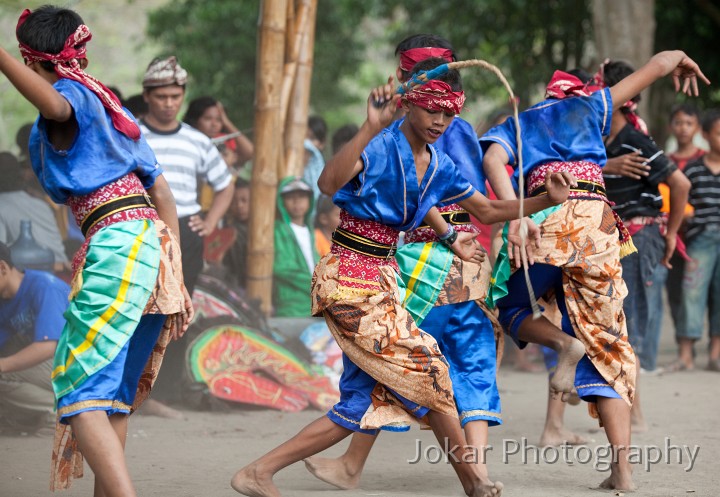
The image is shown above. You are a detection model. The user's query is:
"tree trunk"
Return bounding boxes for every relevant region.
[283,0,318,179]
[247,0,288,316]
[592,0,656,119]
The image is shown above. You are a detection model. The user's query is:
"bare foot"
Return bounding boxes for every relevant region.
[303,456,360,490]
[231,465,280,497]
[598,466,635,492]
[549,339,585,393]
[540,427,588,447]
[470,480,503,497]
[139,399,185,420]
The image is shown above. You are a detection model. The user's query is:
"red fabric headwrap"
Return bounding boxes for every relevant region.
[16,9,140,141]
[399,47,453,72]
[544,70,591,99]
[403,79,465,115]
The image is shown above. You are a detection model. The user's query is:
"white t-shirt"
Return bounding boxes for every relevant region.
[290,222,315,273]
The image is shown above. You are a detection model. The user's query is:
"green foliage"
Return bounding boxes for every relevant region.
[655,0,720,110]
[146,0,376,135]
[366,0,593,109]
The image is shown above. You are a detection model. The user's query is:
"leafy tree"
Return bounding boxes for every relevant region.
[146,0,376,135]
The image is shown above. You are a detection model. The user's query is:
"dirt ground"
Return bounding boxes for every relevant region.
[2,314,717,497]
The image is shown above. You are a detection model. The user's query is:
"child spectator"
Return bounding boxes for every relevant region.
[273,176,318,317]
[183,96,254,167]
[303,115,328,204]
[664,103,706,365]
[676,109,720,372]
[223,178,251,287]
[313,194,340,257]
[331,123,359,155]
[0,242,68,434]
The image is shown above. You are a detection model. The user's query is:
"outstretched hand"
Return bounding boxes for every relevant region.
[448,231,486,265]
[545,171,577,205]
[367,76,401,130]
[671,53,711,96]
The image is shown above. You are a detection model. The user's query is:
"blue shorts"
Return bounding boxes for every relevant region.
[327,353,430,434]
[421,301,501,426]
[497,264,620,402]
[56,314,166,422]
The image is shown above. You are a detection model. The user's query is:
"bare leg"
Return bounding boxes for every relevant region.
[539,385,588,447]
[709,336,720,362]
[463,420,496,487]
[675,338,695,370]
[231,416,352,496]
[94,414,130,497]
[303,432,377,489]
[515,316,585,394]
[596,397,635,491]
[426,411,503,497]
[630,353,647,433]
[68,410,137,497]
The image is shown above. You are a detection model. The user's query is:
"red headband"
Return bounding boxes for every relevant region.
[16,9,140,141]
[399,47,453,72]
[403,80,465,115]
[544,71,591,99]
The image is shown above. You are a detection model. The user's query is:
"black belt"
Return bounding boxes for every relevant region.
[530,180,606,198]
[81,193,156,237]
[332,228,397,259]
[417,210,471,230]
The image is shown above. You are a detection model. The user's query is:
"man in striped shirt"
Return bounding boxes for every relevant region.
[140,56,234,297]
[140,57,234,405]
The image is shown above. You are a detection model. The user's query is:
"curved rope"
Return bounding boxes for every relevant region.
[399,60,541,318]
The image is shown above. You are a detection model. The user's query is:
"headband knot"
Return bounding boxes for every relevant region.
[16,9,140,141]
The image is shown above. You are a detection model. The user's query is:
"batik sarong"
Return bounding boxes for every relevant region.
[312,217,457,431]
[490,162,636,409]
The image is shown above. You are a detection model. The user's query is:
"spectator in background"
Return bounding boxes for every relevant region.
[330,123,359,155]
[314,195,340,257]
[223,178,252,288]
[273,176,317,317]
[140,56,233,407]
[183,96,254,168]
[663,104,706,363]
[303,115,327,204]
[0,152,69,272]
[0,241,68,436]
[676,109,720,372]
[123,93,148,120]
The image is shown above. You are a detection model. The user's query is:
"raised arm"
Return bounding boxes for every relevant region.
[610,51,710,111]
[458,171,576,225]
[0,46,72,121]
[318,77,400,196]
[483,142,517,201]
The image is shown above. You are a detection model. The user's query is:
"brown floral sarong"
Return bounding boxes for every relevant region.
[312,252,457,430]
[534,199,636,406]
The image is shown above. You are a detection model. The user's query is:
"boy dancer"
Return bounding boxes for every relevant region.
[305,35,502,491]
[0,6,193,495]
[481,51,708,490]
[231,61,573,497]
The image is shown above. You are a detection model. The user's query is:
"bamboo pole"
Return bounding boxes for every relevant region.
[247,0,288,315]
[280,1,310,119]
[282,0,317,178]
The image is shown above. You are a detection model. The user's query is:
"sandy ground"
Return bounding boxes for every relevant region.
[2,314,718,497]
